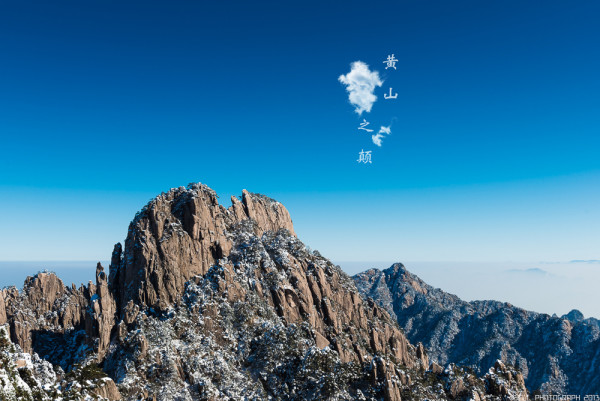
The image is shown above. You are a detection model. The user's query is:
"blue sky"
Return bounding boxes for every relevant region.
[1,0,599,265]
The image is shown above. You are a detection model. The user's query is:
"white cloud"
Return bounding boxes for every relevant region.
[372,134,384,146]
[338,61,383,115]
[372,125,391,147]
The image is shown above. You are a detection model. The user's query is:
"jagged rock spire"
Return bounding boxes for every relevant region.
[84,262,117,360]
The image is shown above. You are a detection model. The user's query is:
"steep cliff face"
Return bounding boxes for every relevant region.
[0,293,6,325]
[2,272,87,367]
[0,265,120,370]
[110,185,295,313]
[0,324,121,400]
[87,263,118,361]
[354,263,600,396]
[1,183,529,400]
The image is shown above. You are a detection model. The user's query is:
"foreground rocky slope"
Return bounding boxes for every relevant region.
[1,183,528,400]
[353,263,600,396]
[0,323,121,400]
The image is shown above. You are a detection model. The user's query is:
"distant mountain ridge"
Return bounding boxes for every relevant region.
[353,263,600,396]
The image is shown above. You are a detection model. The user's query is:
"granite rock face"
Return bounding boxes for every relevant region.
[354,263,600,395]
[110,184,296,313]
[86,263,118,361]
[1,263,122,370]
[0,288,7,325]
[1,183,530,400]
[2,271,88,363]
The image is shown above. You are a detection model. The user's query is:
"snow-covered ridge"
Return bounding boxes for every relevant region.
[353,263,600,395]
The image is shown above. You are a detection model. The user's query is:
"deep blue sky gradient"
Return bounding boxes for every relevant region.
[1,0,599,262]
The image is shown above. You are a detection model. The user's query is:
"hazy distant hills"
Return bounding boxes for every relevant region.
[354,263,600,395]
[0,261,102,289]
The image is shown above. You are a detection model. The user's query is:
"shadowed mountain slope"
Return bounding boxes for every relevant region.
[354,263,600,396]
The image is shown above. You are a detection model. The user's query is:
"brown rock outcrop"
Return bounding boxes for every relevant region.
[430,361,443,374]
[85,263,118,360]
[22,272,65,312]
[111,184,296,313]
[89,378,122,400]
[449,377,467,398]
[2,267,119,365]
[3,272,89,354]
[0,290,6,325]
[416,342,429,371]
[485,360,529,401]
[373,358,403,401]
[314,330,330,349]
[239,189,295,236]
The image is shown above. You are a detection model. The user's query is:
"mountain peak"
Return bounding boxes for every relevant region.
[110,183,295,312]
[562,309,585,323]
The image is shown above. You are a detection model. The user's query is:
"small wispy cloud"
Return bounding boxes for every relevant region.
[372,125,391,147]
[506,268,550,276]
[338,61,383,115]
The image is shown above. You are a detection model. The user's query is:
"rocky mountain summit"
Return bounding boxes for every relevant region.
[353,263,600,396]
[1,183,528,400]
